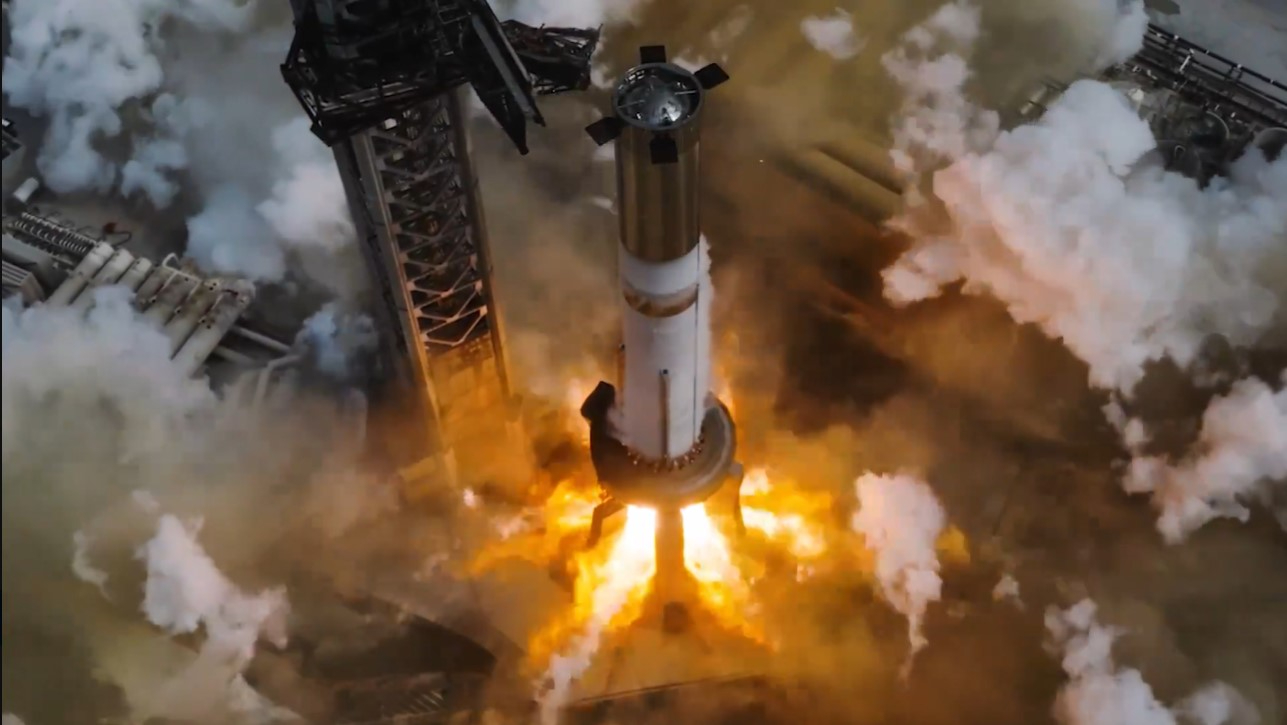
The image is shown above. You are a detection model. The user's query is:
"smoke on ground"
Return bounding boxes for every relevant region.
[851,472,947,673]
[878,0,1287,541]
[1045,600,1259,725]
[1123,373,1287,543]
[0,288,417,723]
[800,9,864,61]
[3,0,363,296]
[132,512,291,721]
[294,302,379,386]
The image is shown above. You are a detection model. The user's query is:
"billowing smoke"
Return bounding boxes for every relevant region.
[800,9,864,61]
[878,0,1287,540]
[294,302,379,385]
[497,0,647,26]
[1124,373,1287,543]
[851,472,946,672]
[1045,600,1258,725]
[878,0,1000,180]
[1,286,215,459]
[3,1,362,294]
[187,117,358,287]
[1,0,252,194]
[884,79,1286,393]
[72,530,111,597]
[133,512,290,721]
[1,286,405,722]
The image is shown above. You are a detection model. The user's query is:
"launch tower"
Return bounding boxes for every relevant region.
[282,0,599,489]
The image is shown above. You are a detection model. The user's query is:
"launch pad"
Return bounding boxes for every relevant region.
[8,0,1287,722]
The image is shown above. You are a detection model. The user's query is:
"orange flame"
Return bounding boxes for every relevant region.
[681,503,762,640]
[529,505,657,668]
[741,468,831,563]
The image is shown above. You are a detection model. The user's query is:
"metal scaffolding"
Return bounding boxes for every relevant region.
[284,0,598,484]
[332,91,518,484]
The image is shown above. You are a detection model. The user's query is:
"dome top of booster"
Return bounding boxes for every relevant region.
[612,63,703,132]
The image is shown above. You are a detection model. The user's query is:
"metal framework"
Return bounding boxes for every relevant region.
[332,672,490,724]
[283,0,598,149]
[1123,24,1287,130]
[332,92,518,478]
[285,0,598,483]
[1017,24,1287,183]
[1,118,19,162]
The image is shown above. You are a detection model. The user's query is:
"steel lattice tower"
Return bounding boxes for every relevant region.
[284,0,598,487]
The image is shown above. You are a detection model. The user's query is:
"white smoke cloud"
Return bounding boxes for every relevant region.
[1,285,214,462]
[1,715,27,725]
[139,513,288,643]
[72,530,111,597]
[801,9,864,61]
[1,0,251,194]
[185,184,289,283]
[1124,373,1287,542]
[884,81,1287,392]
[185,117,357,286]
[879,0,1000,180]
[879,1,1287,540]
[3,281,403,721]
[134,512,290,721]
[1045,600,1258,725]
[119,93,212,207]
[496,0,647,27]
[1086,0,1148,68]
[851,472,947,671]
[992,573,1023,608]
[4,2,361,292]
[257,118,357,257]
[294,302,379,384]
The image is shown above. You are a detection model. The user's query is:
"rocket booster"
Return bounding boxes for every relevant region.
[611,58,712,462]
[582,46,739,619]
[584,46,734,497]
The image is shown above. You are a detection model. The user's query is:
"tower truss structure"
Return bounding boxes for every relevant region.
[283,0,599,485]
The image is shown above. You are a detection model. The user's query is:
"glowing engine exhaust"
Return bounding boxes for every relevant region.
[582,45,740,628]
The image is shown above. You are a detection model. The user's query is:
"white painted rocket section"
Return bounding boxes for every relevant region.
[616,242,713,461]
[620,244,701,296]
[693,237,713,425]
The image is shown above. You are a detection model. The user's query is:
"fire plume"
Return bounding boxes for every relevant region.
[681,503,761,640]
[741,468,831,563]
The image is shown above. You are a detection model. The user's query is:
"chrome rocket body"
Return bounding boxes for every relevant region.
[582,46,740,623]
